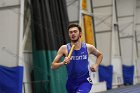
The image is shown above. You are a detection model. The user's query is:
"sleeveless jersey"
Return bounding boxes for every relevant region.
[66,42,89,83]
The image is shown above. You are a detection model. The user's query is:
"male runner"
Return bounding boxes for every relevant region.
[51,24,103,93]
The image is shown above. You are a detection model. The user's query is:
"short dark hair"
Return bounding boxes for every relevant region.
[67,24,82,32]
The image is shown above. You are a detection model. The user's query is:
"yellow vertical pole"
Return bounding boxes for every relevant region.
[80,0,87,42]
[81,0,95,46]
[84,16,95,45]
[82,0,87,10]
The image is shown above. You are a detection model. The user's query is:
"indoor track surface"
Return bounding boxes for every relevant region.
[100,84,140,93]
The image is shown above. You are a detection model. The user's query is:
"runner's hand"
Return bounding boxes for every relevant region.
[90,64,98,72]
[63,57,70,64]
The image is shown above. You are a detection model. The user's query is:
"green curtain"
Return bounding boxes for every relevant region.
[30,0,69,93]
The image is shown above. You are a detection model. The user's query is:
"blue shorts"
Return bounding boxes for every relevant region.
[66,80,92,93]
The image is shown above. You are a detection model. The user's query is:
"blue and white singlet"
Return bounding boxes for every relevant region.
[66,42,89,83]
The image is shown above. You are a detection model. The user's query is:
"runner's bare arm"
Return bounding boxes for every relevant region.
[87,44,103,72]
[51,45,67,69]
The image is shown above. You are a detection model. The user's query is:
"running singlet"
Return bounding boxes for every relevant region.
[66,42,89,83]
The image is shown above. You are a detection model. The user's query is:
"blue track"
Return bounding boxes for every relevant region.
[100,84,140,93]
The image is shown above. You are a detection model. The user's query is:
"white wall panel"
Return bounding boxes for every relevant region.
[118,17,134,37]
[96,32,111,66]
[0,7,20,66]
[0,0,19,7]
[137,0,140,5]
[117,0,134,16]
[136,0,140,58]
[136,9,140,23]
[116,0,135,66]
[67,0,79,22]
[120,38,133,65]
[93,0,112,7]
[136,58,140,82]
[136,26,140,41]
[94,7,112,31]
[138,44,140,56]
[93,0,112,66]
[23,52,32,93]
[136,0,140,47]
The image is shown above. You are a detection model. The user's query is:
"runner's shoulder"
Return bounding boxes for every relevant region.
[59,45,67,51]
[86,43,95,48]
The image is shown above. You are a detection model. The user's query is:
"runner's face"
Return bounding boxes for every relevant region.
[69,27,81,43]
